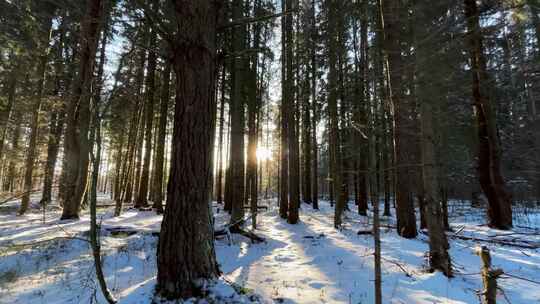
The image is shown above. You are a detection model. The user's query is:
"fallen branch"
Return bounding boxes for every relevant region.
[449,233,539,249]
[215,226,265,243]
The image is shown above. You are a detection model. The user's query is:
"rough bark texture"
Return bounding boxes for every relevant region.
[464,0,513,229]
[60,0,104,220]
[156,0,220,299]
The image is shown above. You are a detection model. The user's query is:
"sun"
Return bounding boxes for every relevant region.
[256,147,272,161]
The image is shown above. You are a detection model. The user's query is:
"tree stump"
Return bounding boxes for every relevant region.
[475,246,503,304]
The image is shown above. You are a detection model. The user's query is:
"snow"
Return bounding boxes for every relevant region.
[0,193,539,303]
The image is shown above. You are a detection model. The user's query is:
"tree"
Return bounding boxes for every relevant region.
[60,0,106,220]
[135,15,157,209]
[151,62,171,213]
[464,0,513,229]
[155,0,220,298]
[19,2,56,215]
[228,0,247,227]
[381,0,417,238]
[286,0,300,225]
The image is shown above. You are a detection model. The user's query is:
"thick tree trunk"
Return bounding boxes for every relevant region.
[381,0,417,238]
[60,0,104,220]
[151,63,171,213]
[464,0,513,229]
[156,1,220,298]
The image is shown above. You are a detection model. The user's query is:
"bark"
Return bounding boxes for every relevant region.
[60,0,104,220]
[381,0,417,238]
[151,62,171,213]
[156,1,220,298]
[464,0,513,229]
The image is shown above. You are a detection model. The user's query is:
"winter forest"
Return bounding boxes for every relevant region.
[0,0,540,303]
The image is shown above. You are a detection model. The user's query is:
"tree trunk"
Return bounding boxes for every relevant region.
[60,0,104,220]
[0,66,17,166]
[216,65,226,206]
[20,6,55,215]
[464,0,513,229]
[228,0,246,227]
[156,1,220,298]
[381,0,417,238]
[327,0,345,228]
[89,87,117,304]
[279,0,289,219]
[420,90,452,276]
[3,105,22,192]
[41,12,70,206]
[136,25,157,209]
[286,0,300,225]
[310,0,318,210]
[151,62,171,213]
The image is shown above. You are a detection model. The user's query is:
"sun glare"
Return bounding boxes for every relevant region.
[256,147,272,161]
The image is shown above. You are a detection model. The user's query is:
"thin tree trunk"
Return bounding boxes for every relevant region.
[310,0,318,210]
[216,65,226,206]
[20,7,55,215]
[279,0,289,219]
[136,19,157,209]
[286,0,300,225]
[151,62,171,213]
[0,67,17,166]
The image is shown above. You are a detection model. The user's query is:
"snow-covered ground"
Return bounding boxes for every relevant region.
[0,194,539,303]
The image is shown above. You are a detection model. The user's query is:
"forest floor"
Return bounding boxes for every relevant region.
[0,193,539,304]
